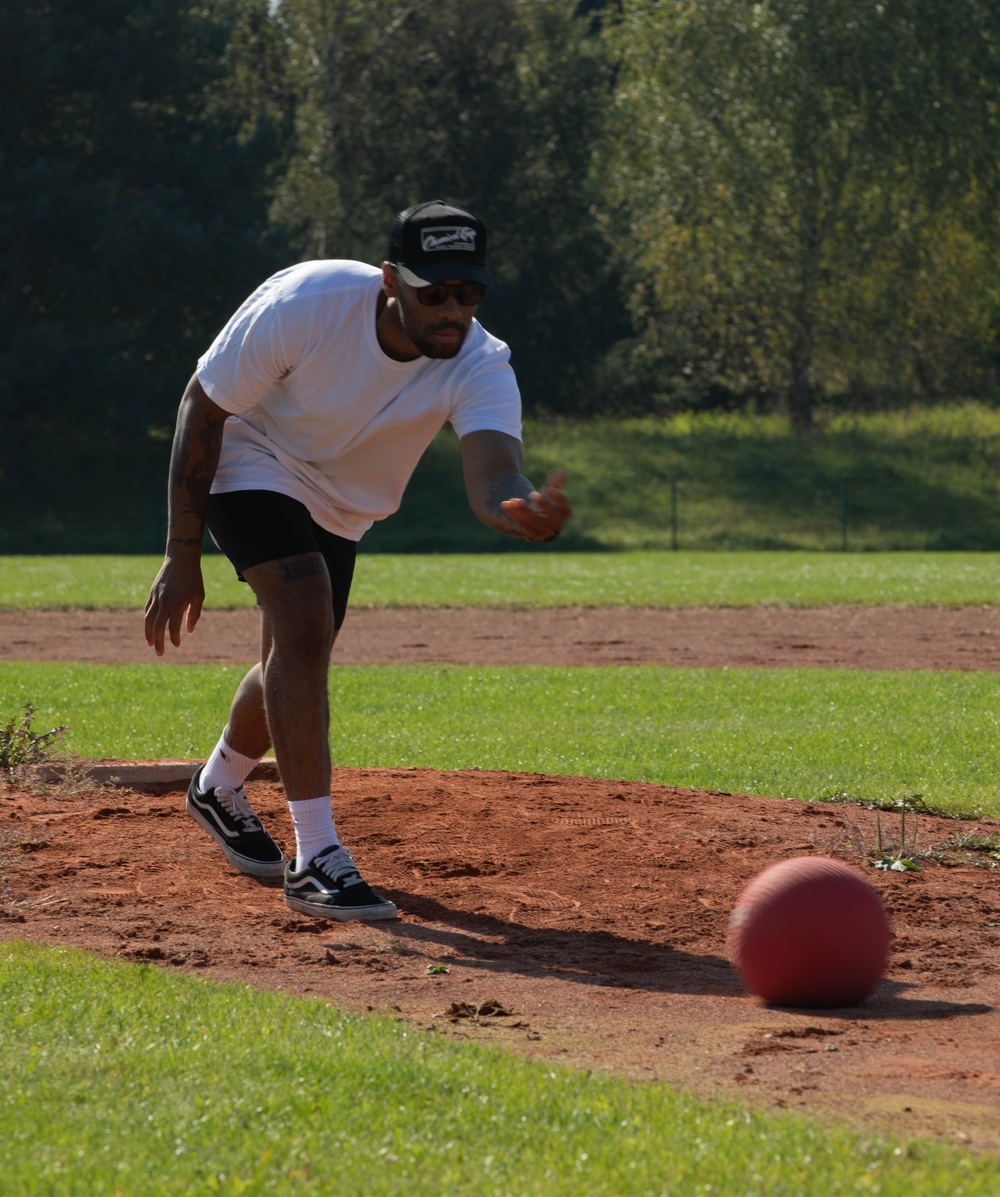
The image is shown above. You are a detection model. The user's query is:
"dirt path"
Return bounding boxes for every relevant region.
[5,603,1000,669]
[2,606,1000,1153]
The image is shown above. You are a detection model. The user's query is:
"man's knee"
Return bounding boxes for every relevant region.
[245,556,336,660]
[267,601,335,660]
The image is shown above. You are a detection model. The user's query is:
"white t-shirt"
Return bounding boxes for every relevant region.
[197,260,522,540]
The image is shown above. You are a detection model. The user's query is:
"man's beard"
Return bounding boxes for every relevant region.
[412,332,465,359]
[399,307,469,359]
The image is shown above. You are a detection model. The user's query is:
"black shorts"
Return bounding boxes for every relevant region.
[205,490,357,630]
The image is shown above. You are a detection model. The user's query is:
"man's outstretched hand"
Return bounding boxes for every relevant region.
[500,469,572,542]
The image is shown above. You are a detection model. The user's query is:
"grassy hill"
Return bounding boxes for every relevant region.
[367,403,1000,553]
[7,403,1000,554]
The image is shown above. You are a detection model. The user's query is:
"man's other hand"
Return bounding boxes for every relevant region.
[500,469,571,542]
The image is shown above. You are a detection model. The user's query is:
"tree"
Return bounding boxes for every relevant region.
[0,0,291,544]
[272,0,624,413]
[602,0,1000,426]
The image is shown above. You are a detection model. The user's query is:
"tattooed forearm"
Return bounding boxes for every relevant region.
[170,415,223,516]
[461,432,567,544]
[480,473,533,536]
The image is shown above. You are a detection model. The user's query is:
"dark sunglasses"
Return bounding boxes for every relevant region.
[410,279,487,307]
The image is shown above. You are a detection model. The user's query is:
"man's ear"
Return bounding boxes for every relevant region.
[381,262,398,297]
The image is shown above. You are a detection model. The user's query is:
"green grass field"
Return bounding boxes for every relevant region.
[3,661,999,820]
[5,549,1000,609]
[3,550,1000,1191]
[2,942,997,1196]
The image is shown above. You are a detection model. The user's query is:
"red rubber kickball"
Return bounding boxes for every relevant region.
[727,855,892,1008]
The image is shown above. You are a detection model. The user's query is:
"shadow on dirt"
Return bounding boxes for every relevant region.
[379,889,742,997]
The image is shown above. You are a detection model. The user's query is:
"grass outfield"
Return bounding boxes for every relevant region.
[2,943,997,1196]
[4,546,999,1188]
[4,661,999,820]
[4,550,1000,609]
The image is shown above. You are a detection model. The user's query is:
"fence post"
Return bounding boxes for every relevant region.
[670,476,678,551]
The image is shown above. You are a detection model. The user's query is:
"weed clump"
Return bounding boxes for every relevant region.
[0,702,68,776]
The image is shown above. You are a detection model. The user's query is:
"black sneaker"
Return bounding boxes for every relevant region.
[186,767,286,877]
[284,844,397,921]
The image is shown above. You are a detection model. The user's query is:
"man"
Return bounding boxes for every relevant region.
[143,200,570,923]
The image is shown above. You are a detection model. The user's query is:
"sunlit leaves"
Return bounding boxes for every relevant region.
[601,0,1000,421]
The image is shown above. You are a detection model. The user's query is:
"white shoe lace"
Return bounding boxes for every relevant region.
[215,786,262,834]
[313,844,363,887]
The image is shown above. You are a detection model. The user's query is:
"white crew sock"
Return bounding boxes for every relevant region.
[200,731,262,794]
[288,798,339,872]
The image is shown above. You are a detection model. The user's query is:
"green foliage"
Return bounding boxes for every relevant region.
[5,2,1000,548]
[6,661,1000,820]
[0,0,292,540]
[272,0,622,412]
[0,701,67,773]
[3,943,998,1195]
[601,0,1000,422]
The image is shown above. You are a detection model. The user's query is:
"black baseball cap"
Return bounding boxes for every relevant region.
[387,200,494,288]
